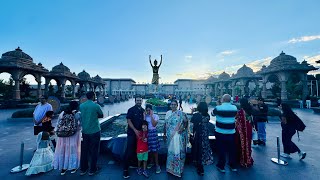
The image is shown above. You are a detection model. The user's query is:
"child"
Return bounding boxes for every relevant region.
[136,120,149,178]
[25,131,54,176]
[145,104,161,173]
[42,111,55,135]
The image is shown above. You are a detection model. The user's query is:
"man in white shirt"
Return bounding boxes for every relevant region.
[33,95,53,135]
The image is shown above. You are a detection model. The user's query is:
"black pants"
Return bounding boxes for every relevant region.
[215,132,236,168]
[123,135,137,171]
[80,131,101,172]
[282,124,300,154]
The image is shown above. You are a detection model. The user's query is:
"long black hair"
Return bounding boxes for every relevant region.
[65,101,79,114]
[197,102,209,117]
[281,103,295,124]
[240,98,252,116]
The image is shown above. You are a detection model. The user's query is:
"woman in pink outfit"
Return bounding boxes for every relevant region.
[53,101,82,175]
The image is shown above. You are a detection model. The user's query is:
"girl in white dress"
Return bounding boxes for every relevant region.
[25,131,54,176]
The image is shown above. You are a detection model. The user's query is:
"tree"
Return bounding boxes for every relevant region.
[48,83,55,96]
[0,79,13,100]
[19,78,31,98]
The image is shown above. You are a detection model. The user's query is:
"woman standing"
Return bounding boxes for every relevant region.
[191,102,213,176]
[53,101,82,175]
[280,103,306,159]
[235,98,254,167]
[145,104,161,173]
[164,99,188,178]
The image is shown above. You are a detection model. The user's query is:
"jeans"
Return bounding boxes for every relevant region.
[215,132,236,168]
[257,122,266,143]
[80,131,101,172]
[306,100,311,109]
[123,135,138,171]
[299,100,303,108]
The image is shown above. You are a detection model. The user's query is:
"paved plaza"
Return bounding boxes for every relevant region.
[0,100,319,180]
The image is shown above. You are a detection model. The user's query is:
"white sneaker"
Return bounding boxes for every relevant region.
[299,152,306,160]
[280,153,291,158]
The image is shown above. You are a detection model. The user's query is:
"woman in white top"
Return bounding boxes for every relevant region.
[145,104,161,173]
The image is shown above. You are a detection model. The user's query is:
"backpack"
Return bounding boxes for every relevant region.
[56,112,78,137]
[293,113,306,132]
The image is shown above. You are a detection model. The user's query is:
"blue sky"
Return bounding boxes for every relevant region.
[1,0,320,84]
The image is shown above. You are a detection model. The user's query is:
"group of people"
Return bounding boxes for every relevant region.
[27,92,307,178]
[28,92,103,176]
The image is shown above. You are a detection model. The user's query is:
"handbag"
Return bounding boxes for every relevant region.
[168,133,180,155]
[252,128,258,141]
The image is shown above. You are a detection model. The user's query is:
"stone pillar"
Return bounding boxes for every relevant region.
[37,81,42,98]
[61,84,66,98]
[72,84,76,98]
[240,85,245,96]
[215,84,219,97]
[44,82,49,96]
[231,87,235,97]
[261,81,267,98]
[220,83,224,97]
[280,81,288,100]
[302,79,308,102]
[13,79,21,100]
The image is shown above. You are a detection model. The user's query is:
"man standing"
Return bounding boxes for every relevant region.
[33,95,53,135]
[80,91,104,176]
[253,97,268,146]
[212,94,238,173]
[123,95,145,179]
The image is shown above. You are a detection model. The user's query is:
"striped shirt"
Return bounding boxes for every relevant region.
[212,102,237,134]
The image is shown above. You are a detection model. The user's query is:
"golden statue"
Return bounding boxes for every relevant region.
[149,55,162,85]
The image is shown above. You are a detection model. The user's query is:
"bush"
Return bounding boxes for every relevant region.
[11,104,69,118]
[146,98,167,106]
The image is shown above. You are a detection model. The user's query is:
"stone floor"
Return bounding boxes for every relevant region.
[0,100,320,180]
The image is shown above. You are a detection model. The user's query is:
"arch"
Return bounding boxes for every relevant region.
[0,72,14,100]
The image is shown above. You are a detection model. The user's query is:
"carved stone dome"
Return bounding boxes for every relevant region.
[1,47,33,61]
[233,64,255,78]
[218,72,230,80]
[78,70,91,80]
[52,62,71,73]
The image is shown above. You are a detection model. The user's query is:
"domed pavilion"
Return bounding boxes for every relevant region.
[231,64,261,97]
[257,51,318,100]
[44,62,79,98]
[0,47,48,100]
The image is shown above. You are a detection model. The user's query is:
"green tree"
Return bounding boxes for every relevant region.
[48,83,55,96]
[0,79,14,100]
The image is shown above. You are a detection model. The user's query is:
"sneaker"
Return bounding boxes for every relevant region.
[155,165,161,174]
[258,140,266,146]
[80,169,88,176]
[142,170,149,178]
[253,140,259,145]
[123,170,130,179]
[60,169,67,176]
[147,164,154,169]
[216,165,225,173]
[228,165,238,172]
[280,153,291,158]
[136,168,142,175]
[88,167,101,176]
[71,168,78,174]
[299,152,306,160]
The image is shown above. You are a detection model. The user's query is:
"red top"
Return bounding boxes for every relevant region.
[136,131,148,153]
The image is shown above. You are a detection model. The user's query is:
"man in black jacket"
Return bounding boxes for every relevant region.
[253,98,268,146]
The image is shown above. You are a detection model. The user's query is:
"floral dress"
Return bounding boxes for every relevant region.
[191,113,214,165]
[165,110,188,177]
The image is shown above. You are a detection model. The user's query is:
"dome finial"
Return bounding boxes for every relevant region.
[16,47,22,51]
[280,51,285,55]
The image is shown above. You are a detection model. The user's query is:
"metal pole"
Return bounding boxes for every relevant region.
[10,142,29,173]
[271,136,288,165]
[316,80,319,97]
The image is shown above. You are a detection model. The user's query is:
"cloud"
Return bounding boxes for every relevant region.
[288,35,320,44]
[184,55,192,63]
[303,54,320,74]
[219,50,236,56]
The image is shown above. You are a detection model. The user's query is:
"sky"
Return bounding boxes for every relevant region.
[0,0,320,85]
